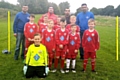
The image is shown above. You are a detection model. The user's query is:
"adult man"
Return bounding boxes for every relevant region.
[13,5,30,60]
[76,3,94,59]
[38,7,57,25]
[64,8,71,25]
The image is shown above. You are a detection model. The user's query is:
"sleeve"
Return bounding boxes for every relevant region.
[53,31,56,49]
[44,46,48,66]
[13,13,19,33]
[41,31,45,44]
[77,25,80,32]
[76,14,79,25]
[53,15,58,25]
[95,31,100,50]
[24,23,29,39]
[25,46,31,65]
[82,31,86,48]
[55,30,61,45]
[76,34,81,50]
[90,12,94,19]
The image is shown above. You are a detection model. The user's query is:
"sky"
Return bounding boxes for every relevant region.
[4,0,120,13]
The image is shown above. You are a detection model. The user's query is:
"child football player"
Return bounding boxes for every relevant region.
[24,14,38,58]
[66,24,80,73]
[82,19,100,73]
[42,19,55,70]
[52,17,69,73]
[38,14,48,34]
[25,33,48,79]
[66,15,80,33]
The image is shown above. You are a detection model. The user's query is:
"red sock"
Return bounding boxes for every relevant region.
[54,58,59,68]
[61,59,65,69]
[83,59,88,70]
[91,59,95,70]
[49,58,52,69]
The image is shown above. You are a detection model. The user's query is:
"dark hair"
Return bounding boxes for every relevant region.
[34,33,41,37]
[30,14,35,18]
[60,17,66,22]
[81,3,87,6]
[71,24,77,27]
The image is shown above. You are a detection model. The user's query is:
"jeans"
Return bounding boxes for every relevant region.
[14,33,25,59]
[79,31,84,59]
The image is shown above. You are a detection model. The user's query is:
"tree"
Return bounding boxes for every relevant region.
[59,1,70,15]
[115,5,120,16]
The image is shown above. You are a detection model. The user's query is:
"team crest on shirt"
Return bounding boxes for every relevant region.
[27,17,29,20]
[30,28,34,33]
[92,33,94,36]
[87,36,92,42]
[38,50,42,53]
[86,16,89,19]
[51,34,53,37]
[75,37,77,40]
[70,40,75,45]
[34,54,40,61]
[33,26,35,28]
[60,36,64,41]
[46,37,51,42]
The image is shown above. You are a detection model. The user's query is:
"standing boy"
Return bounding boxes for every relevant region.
[42,19,55,70]
[82,19,99,73]
[52,17,69,73]
[24,14,38,58]
[66,24,80,73]
[66,15,80,34]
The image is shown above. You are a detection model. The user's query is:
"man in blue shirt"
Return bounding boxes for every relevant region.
[13,5,30,60]
[76,3,94,59]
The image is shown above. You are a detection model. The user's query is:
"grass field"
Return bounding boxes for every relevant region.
[0,14,120,80]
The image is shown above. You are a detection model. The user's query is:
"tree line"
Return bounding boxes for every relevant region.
[76,5,120,17]
[0,0,70,15]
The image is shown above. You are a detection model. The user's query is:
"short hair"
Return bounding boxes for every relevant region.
[65,8,70,11]
[34,33,41,38]
[60,17,66,22]
[47,19,54,23]
[81,3,87,6]
[70,15,76,19]
[30,14,35,18]
[88,19,95,24]
[71,24,77,27]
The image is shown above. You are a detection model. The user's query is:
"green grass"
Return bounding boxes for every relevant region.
[0,15,120,80]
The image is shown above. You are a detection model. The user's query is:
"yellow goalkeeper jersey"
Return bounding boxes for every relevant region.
[25,44,48,66]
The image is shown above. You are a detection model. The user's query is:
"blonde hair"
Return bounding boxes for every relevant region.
[47,19,54,23]
[88,19,95,24]
[70,15,76,19]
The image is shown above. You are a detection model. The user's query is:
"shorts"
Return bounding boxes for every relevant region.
[48,52,54,59]
[55,50,66,59]
[66,52,78,59]
[84,51,96,59]
[25,66,46,78]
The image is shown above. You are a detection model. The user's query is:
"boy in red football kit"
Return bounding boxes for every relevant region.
[82,19,100,73]
[54,16,61,30]
[66,15,80,33]
[52,17,69,73]
[42,19,55,70]
[24,14,38,58]
[66,24,80,73]
[38,15,48,34]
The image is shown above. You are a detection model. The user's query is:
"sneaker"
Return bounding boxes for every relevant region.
[65,68,70,73]
[92,70,97,74]
[81,69,86,73]
[72,69,76,73]
[60,69,65,73]
[51,69,57,73]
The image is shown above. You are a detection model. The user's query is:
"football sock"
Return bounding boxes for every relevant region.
[83,59,88,70]
[54,58,59,68]
[66,59,70,69]
[49,58,52,69]
[91,59,95,70]
[61,59,65,69]
[72,59,76,69]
